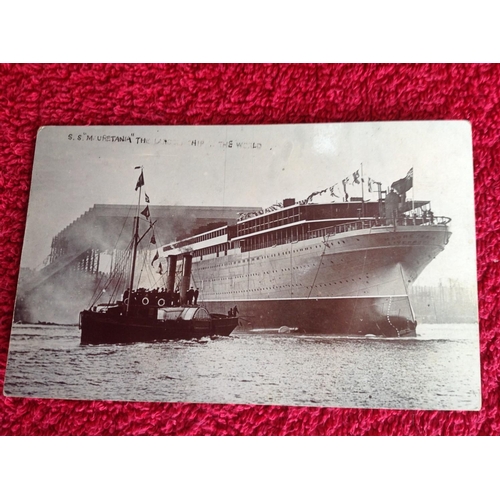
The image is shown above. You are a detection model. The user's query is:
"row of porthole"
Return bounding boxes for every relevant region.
[196,246,325,269]
[204,273,370,285]
[203,265,314,280]
[205,264,370,277]
[387,240,421,244]
[198,245,323,269]
[210,278,374,295]
[393,234,432,239]
[203,271,269,282]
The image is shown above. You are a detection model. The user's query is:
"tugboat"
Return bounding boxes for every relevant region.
[79,168,239,345]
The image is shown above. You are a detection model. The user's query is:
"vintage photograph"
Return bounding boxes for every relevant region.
[4,122,480,409]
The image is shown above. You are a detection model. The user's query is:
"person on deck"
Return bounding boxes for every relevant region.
[187,287,195,305]
[193,288,199,305]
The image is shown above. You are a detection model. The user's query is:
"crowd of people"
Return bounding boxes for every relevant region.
[122,286,200,307]
[121,287,240,318]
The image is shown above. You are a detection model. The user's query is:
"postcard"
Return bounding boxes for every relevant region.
[4,122,481,410]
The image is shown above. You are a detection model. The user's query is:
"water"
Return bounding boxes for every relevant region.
[3,324,481,410]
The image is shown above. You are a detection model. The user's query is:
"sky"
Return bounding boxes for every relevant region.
[21,121,476,287]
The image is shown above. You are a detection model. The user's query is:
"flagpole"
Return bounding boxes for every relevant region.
[412,165,415,213]
[360,162,365,217]
[127,167,143,315]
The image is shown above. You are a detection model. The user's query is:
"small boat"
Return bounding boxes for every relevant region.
[80,304,238,345]
[79,168,239,345]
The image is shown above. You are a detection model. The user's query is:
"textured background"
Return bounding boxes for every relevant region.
[0,63,498,435]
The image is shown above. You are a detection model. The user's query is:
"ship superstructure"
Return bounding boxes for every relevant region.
[157,189,451,337]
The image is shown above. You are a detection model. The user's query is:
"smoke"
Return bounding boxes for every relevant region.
[16,271,100,324]
[16,204,256,324]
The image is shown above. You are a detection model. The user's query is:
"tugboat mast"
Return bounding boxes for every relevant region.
[360,162,365,218]
[126,167,143,315]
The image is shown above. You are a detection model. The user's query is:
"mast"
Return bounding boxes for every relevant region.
[412,165,415,213]
[126,167,143,315]
[360,162,365,217]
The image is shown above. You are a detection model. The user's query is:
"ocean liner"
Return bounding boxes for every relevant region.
[156,170,452,337]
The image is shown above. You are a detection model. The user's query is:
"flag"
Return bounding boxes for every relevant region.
[352,170,360,184]
[150,234,156,245]
[329,183,339,198]
[151,251,159,266]
[141,206,150,219]
[368,178,373,193]
[145,192,150,203]
[304,188,327,204]
[391,168,413,195]
[135,172,144,191]
[342,177,350,200]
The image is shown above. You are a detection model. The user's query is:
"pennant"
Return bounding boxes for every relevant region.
[141,206,150,219]
[352,170,360,184]
[342,177,350,201]
[391,168,413,195]
[304,188,328,204]
[150,233,156,245]
[134,166,142,169]
[151,251,159,266]
[145,192,150,204]
[135,172,144,191]
[329,184,340,198]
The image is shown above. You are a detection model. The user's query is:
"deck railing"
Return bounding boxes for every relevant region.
[306,216,451,240]
[240,215,451,252]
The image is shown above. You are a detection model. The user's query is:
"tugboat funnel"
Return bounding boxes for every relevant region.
[166,255,177,293]
[179,254,192,305]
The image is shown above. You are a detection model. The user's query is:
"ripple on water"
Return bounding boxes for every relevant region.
[4,324,481,410]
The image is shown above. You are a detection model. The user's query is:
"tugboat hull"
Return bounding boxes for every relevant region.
[80,308,238,345]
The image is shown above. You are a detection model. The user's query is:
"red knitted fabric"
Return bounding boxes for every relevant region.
[0,64,497,435]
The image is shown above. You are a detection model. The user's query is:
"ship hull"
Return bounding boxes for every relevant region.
[80,309,238,345]
[206,296,416,337]
[179,224,451,337]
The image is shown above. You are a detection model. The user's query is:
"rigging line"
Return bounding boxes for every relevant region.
[134,220,161,288]
[94,260,123,306]
[144,254,154,283]
[88,264,107,307]
[149,223,167,249]
[137,247,149,287]
[83,248,107,300]
[106,268,125,307]
[149,269,164,290]
[345,245,369,337]
[399,263,415,321]
[145,253,162,289]
[88,240,134,307]
[109,254,131,302]
[142,247,161,290]
[307,241,328,299]
[89,262,117,307]
[92,203,135,304]
[113,204,135,252]
[94,241,133,306]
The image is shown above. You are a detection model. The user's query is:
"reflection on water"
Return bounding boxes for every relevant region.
[4,323,481,410]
